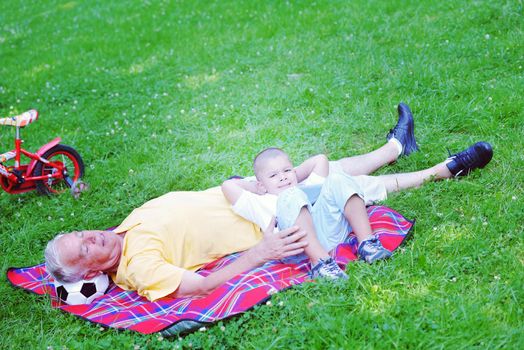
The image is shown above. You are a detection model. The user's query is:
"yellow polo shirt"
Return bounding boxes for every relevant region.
[112,186,262,301]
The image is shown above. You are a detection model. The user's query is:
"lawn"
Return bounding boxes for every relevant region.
[1,0,522,348]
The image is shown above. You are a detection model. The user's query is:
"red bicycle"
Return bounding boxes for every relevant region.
[0,109,85,196]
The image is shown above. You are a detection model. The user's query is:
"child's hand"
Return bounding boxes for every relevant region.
[222,178,266,204]
[251,181,267,195]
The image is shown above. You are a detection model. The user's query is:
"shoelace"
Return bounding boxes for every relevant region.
[366,239,382,251]
[322,261,344,277]
[448,147,478,167]
[447,147,478,177]
[389,125,405,135]
[358,238,383,255]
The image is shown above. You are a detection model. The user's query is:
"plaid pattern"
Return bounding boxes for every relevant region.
[7,205,413,336]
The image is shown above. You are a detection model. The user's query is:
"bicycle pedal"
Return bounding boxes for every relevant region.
[11,169,25,183]
[70,180,89,199]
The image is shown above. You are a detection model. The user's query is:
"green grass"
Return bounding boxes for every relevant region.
[1,0,523,348]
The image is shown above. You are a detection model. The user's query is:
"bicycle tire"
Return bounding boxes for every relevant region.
[33,144,85,195]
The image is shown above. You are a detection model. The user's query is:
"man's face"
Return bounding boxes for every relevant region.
[56,230,123,278]
[257,155,298,195]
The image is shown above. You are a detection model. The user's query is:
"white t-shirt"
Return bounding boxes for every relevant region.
[232,173,325,231]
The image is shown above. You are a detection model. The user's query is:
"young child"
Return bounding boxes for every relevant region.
[221,148,392,280]
[222,104,494,280]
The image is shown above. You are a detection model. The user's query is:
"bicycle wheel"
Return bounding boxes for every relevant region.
[34,144,85,195]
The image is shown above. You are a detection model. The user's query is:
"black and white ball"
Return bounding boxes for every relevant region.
[54,274,110,305]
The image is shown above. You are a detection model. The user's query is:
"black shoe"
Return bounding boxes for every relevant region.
[386,102,419,156]
[446,142,493,177]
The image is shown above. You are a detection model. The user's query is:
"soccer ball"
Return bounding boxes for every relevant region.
[54,274,110,305]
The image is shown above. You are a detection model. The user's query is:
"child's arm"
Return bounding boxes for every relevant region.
[294,154,329,183]
[221,178,264,204]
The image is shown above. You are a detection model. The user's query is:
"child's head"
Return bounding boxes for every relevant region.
[253,148,298,195]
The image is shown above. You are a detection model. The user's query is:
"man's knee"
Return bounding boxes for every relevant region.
[344,193,365,209]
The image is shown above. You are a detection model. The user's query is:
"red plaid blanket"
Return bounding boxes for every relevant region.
[7,205,413,336]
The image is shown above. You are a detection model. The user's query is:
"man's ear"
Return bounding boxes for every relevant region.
[256,181,267,195]
[83,270,101,280]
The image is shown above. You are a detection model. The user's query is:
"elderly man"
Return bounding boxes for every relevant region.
[44,104,493,301]
[45,187,308,301]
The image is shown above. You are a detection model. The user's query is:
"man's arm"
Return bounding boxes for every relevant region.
[172,217,308,298]
[221,178,264,204]
[294,154,329,183]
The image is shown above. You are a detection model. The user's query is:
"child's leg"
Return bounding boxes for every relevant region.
[293,207,331,264]
[342,193,392,264]
[312,173,392,263]
[276,188,330,264]
[277,187,347,279]
[342,194,375,243]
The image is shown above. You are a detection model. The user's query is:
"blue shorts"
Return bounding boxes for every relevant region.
[276,171,387,251]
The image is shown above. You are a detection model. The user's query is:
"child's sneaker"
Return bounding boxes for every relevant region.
[309,257,348,280]
[358,237,392,263]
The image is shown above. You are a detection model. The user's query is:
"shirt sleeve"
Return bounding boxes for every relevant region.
[232,191,276,230]
[125,251,186,301]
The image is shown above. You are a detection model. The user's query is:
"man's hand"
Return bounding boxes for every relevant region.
[249,217,308,264]
[171,217,308,299]
[172,217,307,298]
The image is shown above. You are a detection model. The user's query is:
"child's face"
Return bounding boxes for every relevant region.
[257,155,298,195]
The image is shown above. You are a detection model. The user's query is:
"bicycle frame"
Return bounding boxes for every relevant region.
[0,125,62,194]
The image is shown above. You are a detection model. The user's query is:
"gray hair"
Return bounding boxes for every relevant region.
[44,233,86,283]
